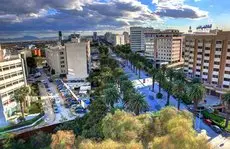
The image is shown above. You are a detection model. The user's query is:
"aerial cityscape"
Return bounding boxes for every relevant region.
[0,0,230,149]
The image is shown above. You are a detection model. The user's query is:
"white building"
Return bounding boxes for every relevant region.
[65,40,91,79]
[130,27,151,52]
[113,34,125,46]
[0,45,27,122]
[45,45,68,76]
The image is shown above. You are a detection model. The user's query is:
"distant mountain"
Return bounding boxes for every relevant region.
[0,36,58,42]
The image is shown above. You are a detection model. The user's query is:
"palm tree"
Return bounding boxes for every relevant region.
[113,68,124,86]
[189,83,206,128]
[161,64,167,76]
[174,70,185,82]
[136,62,144,79]
[164,80,174,106]
[166,68,175,82]
[103,86,119,108]
[173,80,186,110]
[120,80,134,94]
[13,86,29,119]
[222,92,230,128]
[126,92,148,115]
[148,67,158,92]
[156,70,165,93]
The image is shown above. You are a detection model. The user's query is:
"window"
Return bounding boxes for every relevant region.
[213,75,218,78]
[226,64,230,67]
[215,55,221,58]
[61,65,65,68]
[213,68,219,71]
[0,85,5,90]
[224,78,230,81]
[228,49,230,52]
[60,52,64,55]
[216,48,222,52]
[214,62,220,65]
[212,81,217,84]
[203,72,208,75]
[196,63,201,66]
[203,66,208,69]
[216,41,222,44]
[204,60,209,63]
[3,67,9,71]
[223,85,229,88]
[204,54,210,57]
[197,52,202,55]
[225,71,230,74]
[227,56,230,60]
[205,47,210,50]
[196,69,201,72]
[60,57,64,60]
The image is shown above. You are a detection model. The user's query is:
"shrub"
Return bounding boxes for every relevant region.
[29,102,42,114]
[157,93,163,99]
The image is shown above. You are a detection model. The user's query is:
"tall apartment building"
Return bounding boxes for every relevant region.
[184,30,230,97]
[0,45,27,122]
[93,32,98,41]
[65,41,91,79]
[144,29,183,66]
[130,27,147,52]
[45,45,68,76]
[123,31,130,44]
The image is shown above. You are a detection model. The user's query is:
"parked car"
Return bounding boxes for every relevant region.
[75,107,86,114]
[53,106,59,113]
[211,125,222,133]
[204,119,212,125]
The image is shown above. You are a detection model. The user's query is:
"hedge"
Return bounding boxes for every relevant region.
[0,112,44,133]
[202,110,230,132]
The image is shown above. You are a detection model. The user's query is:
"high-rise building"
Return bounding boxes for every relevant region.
[65,41,91,79]
[104,32,113,43]
[59,31,63,42]
[45,45,68,76]
[123,31,130,44]
[93,32,98,41]
[184,30,230,97]
[130,27,147,52]
[0,45,27,122]
[144,29,183,66]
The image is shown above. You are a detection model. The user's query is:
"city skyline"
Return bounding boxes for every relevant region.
[0,0,230,38]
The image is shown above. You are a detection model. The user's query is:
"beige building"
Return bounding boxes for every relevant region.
[45,45,68,76]
[144,29,183,66]
[0,45,27,122]
[65,41,91,79]
[113,34,125,46]
[184,30,230,97]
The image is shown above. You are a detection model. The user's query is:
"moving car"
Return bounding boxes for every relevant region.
[204,119,212,125]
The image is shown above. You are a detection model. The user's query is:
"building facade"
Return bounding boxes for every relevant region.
[184,30,230,97]
[45,45,68,76]
[130,27,147,52]
[113,34,125,46]
[144,29,183,66]
[0,52,27,121]
[93,32,98,41]
[65,41,91,79]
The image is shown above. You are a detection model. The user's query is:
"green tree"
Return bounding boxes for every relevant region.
[222,92,230,128]
[120,80,134,95]
[126,92,148,115]
[156,70,165,94]
[13,86,29,119]
[103,86,119,108]
[164,80,174,106]
[102,110,143,143]
[148,68,158,92]
[173,80,186,110]
[189,83,206,128]
[29,131,51,149]
[113,68,124,86]
[166,68,175,82]
[136,62,144,79]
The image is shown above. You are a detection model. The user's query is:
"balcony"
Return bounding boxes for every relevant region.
[0,75,24,85]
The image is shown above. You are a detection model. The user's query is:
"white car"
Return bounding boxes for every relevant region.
[55,97,61,104]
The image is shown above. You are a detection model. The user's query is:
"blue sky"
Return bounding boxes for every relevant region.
[0,0,229,38]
